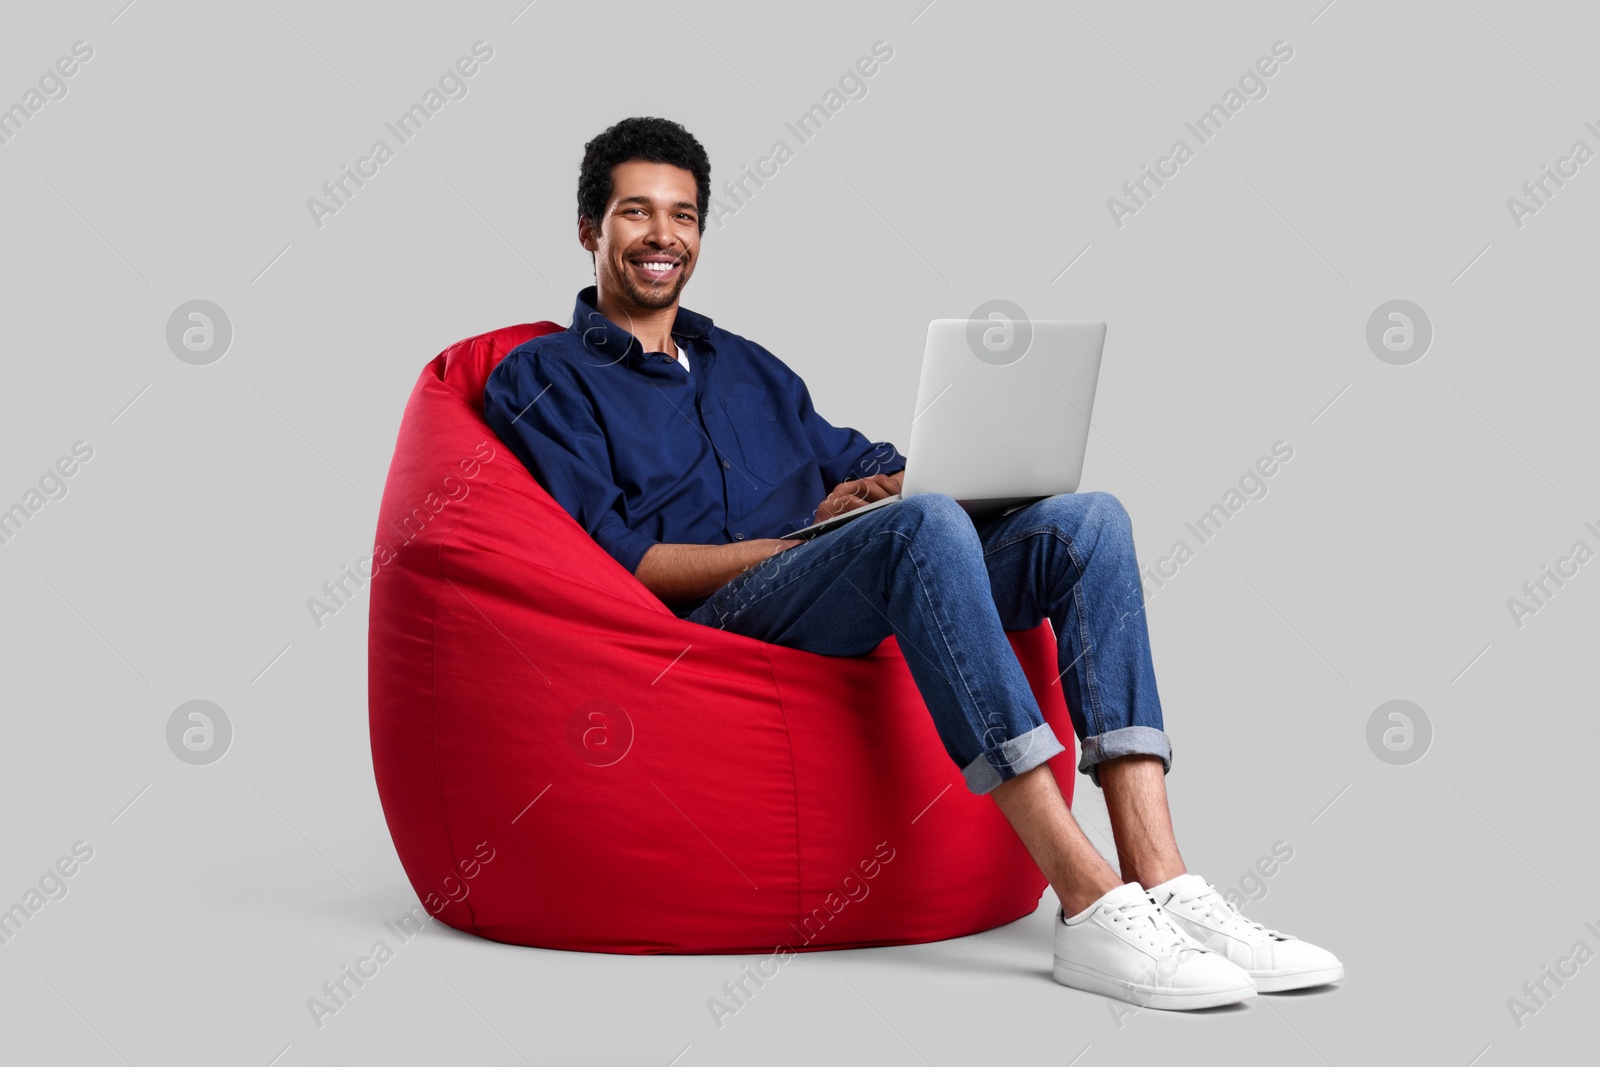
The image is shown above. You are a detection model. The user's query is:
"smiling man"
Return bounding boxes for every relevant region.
[486,119,902,616]
[483,116,1342,1012]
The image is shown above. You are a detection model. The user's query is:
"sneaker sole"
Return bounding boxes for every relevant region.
[1052,957,1257,1011]
[1253,965,1344,993]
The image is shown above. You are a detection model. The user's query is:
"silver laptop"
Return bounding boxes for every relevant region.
[780,318,1107,541]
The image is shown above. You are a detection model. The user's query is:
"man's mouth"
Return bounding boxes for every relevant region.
[630,254,683,283]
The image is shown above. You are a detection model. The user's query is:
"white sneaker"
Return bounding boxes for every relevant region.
[1147,873,1344,992]
[1052,882,1257,1011]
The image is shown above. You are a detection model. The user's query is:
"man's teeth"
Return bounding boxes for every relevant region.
[639,261,674,272]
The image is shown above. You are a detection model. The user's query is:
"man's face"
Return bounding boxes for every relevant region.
[582,160,701,312]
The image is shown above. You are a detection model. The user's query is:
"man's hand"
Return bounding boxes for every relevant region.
[636,538,803,607]
[814,470,904,524]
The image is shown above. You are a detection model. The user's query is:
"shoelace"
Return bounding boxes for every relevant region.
[1106,894,1198,956]
[1170,882,1288,942]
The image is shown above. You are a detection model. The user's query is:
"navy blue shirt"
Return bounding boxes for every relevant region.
[484,288,905,610]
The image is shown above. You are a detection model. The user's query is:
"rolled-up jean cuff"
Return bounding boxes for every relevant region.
[1077,726,1172,788]
[961,722,1067,796]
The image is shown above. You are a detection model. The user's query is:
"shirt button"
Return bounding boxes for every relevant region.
[733,532,745,540]
[722,459,732,469]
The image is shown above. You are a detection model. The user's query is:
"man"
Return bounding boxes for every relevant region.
[485,117,1342,1011]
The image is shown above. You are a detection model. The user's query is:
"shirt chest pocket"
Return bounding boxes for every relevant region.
[719,382,808,486]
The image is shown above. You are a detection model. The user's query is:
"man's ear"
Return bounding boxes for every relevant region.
[578,215,599,252]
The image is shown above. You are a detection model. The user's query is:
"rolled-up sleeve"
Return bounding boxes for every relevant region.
[484,351,660,573]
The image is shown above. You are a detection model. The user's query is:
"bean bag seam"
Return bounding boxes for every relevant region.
[427,534,483,937]
[758,641,805,924]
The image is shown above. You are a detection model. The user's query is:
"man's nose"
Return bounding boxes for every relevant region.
[646,213,674,247]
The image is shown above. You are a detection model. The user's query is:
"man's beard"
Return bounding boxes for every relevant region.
[618,261,688,309]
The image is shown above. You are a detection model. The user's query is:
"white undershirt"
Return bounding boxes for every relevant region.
[674,340,689,373]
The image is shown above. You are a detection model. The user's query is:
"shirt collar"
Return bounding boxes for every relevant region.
[569,286,713,368]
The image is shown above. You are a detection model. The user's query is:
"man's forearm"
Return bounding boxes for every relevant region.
[635,539,795,605]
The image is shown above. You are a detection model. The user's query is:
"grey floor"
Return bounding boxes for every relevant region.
[9,745,1573,1066]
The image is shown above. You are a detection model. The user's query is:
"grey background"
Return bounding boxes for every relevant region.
[2,0,1595,1063]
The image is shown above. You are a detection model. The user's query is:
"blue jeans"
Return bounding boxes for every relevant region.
[685,492,1172,794]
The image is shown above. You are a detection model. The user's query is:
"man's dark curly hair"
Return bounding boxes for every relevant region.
[577,117,712,237]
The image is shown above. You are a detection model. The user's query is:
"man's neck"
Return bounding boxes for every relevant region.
[595,287,678,354]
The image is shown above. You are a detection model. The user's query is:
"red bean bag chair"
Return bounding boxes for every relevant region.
[368,322,1078,953]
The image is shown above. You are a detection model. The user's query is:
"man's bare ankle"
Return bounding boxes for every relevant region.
[1122,861,1186,888]
[1060,875,1124,918]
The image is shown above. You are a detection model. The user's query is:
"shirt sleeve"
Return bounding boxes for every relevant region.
[787,365,907,489]
[484,350,660,574]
